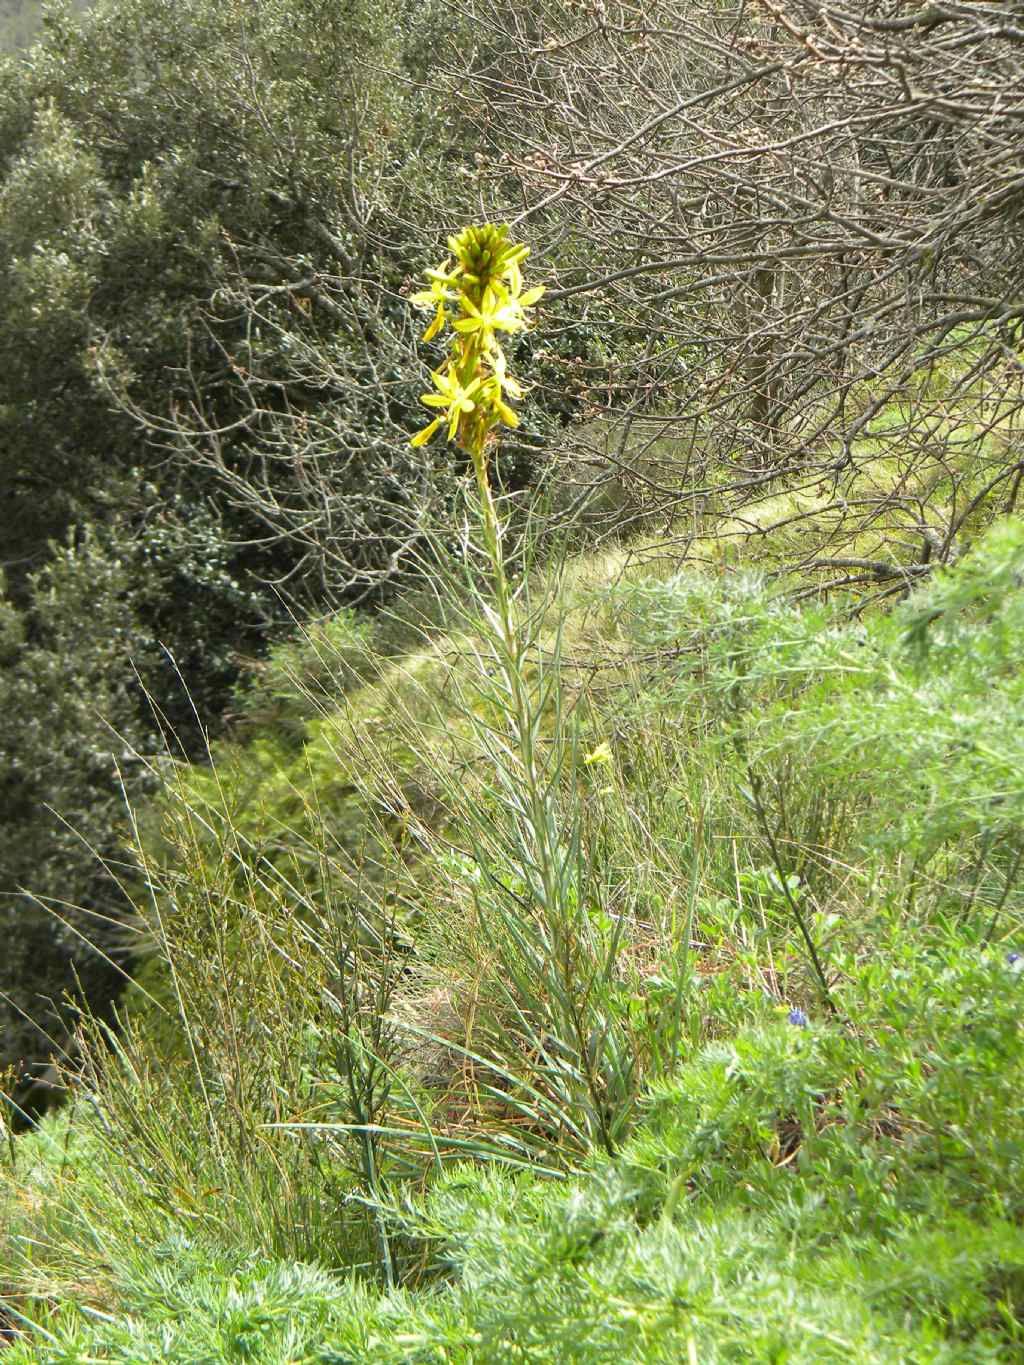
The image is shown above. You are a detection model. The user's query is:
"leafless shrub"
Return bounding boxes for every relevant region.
[443,0,1024,581]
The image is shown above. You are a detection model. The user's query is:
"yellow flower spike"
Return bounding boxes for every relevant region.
[409,224,541,452]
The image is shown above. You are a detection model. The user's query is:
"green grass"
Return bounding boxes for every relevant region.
[3,512,1024,1360]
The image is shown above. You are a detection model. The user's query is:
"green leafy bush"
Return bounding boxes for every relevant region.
[5,940,1023,1360]
[0,0,499,1082]
[609,519,1024,906]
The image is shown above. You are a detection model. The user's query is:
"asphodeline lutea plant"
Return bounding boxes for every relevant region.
[409,224,543,602]
[412,221,546,499]
[410,233,637,1162]
[410,223,542,457]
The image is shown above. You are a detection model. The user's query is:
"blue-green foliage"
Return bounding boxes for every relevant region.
[613,520,1024,871]
[5,944,1023,1361]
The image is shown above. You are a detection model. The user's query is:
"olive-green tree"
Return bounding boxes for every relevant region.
[0,0,503,1092]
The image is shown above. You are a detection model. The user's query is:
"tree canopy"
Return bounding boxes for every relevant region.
[0,0,483,1082]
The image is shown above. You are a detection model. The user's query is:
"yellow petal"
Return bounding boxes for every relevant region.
[422,306,446,342]
[410,417,443,447]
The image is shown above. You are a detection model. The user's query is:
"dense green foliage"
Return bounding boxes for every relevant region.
[7,940,1024,1361]
[0,0,498,1082]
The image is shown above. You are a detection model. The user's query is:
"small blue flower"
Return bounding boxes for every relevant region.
[1007,952,1023,975]
[787,1007,810,1028]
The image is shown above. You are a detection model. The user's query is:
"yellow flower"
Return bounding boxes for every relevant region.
[453,283,529,341]
[419,365,485,441]
[504,259,545,310]
[410,416,443,447]
[583,740,613,766]
[481,375,519,429]
[421,304,447,342]
[454,275,546,345]
[492,347,523,401]
[410,264,460,342]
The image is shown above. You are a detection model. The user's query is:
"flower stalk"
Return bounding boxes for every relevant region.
[409,233,637,1159]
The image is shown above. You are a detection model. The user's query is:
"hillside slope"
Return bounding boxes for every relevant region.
[3,515,1024,1359]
